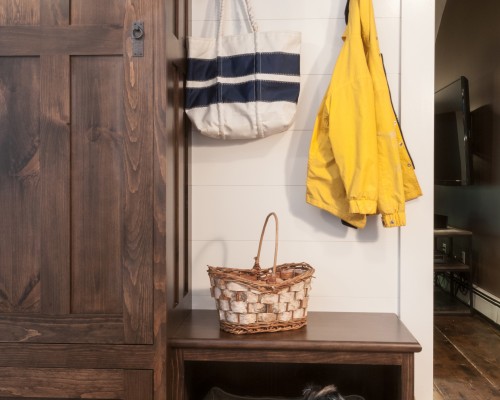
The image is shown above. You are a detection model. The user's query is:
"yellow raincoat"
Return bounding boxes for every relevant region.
[306,0,422,228]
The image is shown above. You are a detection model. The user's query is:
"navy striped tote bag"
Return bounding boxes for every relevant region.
[185,0,301,139]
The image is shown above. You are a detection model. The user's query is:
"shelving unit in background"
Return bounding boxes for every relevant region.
[434,227,473,314]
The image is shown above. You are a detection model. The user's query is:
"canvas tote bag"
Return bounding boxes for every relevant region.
[185,0,301,139]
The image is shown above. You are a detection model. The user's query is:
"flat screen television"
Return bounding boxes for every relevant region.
[434,76,473,185]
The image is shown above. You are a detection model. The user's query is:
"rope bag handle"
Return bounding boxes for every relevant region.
[218,0,259,37]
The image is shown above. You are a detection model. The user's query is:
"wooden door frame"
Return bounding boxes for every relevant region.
[154,0,191,398]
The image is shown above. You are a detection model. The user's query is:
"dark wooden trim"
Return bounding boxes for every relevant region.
[165,0,191,322]
[173,61,181,307]
[164,0,192,397]
[171,339,421,354]
[121,0,154,346]
[180,349,407,365]
[180,0,190,305]
[0,344,154,369]
[153,0,168,393]
[400,354,414,400]
[169,348,187,400]
[0,26,122,55]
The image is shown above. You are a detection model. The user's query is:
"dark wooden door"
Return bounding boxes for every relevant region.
[0,0,157,345]
[0,0,190,398]
[0,0,191,355]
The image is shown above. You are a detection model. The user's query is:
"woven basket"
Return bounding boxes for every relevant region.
[208,212,315,334]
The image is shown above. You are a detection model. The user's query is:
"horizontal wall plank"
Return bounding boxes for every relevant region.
[193,294,397,313]
[191,0,400,21]
[190,185,401,241]
[190,18,400,75]
[191,130,308,186]
[191,239,398,311]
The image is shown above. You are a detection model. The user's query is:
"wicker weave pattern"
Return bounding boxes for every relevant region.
[207,213,315,335]
[209,268,313,334]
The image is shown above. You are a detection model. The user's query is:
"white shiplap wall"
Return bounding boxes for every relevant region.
[190,0,402,310]
[189,1,433,398]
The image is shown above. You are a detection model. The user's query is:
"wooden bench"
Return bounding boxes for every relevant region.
[169,310,421,400]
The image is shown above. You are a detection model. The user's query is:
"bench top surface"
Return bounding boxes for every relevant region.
[170,310,422,353]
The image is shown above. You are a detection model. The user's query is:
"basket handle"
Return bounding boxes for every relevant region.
[253,212,279,275]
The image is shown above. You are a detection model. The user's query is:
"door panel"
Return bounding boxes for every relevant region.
[0,1,39,25]
[39,54,70,315]
[0,0,154,344]
[0,56,41,314]
[71,0,124,26]
[71,55,125,315]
